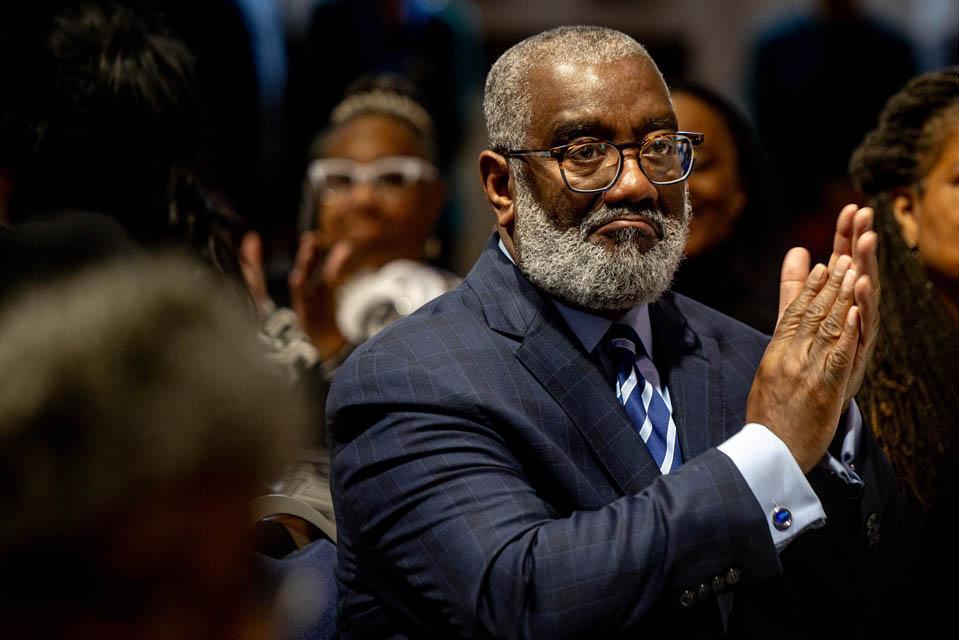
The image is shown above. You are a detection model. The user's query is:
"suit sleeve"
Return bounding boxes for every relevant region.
[329,344,784,638]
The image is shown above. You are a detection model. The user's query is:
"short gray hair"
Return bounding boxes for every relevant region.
[484,26,656,151]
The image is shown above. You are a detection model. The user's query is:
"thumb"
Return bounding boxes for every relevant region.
[239,230,263,273]
[778,247,811,324]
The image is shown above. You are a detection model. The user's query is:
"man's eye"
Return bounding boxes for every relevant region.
[646,137,675,156]
[565,143,607,163]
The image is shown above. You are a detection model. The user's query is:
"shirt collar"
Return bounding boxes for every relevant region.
[497,238,653,358]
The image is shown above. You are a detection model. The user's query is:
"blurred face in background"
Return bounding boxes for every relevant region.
[672,91,746,258]
[311,114,443,264]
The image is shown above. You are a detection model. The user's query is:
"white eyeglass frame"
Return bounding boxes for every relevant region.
[307,156,438,191]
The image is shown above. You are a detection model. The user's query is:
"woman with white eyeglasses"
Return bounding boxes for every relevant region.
[247,76,459,533]
[291,74,458,367]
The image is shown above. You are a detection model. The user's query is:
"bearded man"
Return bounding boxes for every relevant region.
[327,26,905,638]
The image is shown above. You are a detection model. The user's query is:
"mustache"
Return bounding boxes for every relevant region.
[579,205,667,239]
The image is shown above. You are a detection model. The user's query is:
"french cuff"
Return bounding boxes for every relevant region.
[818,400,864,486]
[717,423,826,551]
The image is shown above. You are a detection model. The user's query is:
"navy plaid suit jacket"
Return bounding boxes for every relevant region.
[328,236,906,638]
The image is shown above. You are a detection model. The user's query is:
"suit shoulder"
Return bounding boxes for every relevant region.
[328,282,510,403]
[664,290,771,348]
[348,281,490,361]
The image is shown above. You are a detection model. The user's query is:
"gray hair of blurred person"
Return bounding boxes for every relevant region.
[0,254,307,634]
[483,26,659,153]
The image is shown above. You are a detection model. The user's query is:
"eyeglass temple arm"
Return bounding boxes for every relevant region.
[677,131,705,145]
[502,150,554,158]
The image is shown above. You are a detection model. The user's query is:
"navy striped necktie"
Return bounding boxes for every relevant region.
[607,323,682,474]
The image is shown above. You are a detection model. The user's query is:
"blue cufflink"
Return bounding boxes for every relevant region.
[771,506,792,531]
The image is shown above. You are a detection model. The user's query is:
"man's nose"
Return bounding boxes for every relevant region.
[603,150,659,204]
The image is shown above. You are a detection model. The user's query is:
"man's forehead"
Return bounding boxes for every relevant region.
[526,55,674,143]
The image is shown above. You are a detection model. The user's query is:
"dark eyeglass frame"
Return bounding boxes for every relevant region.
[503,131,704,193]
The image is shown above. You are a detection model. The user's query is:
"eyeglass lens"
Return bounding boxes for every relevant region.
[324,169,415,192]
[311,157,436,195]
[560,135,694,191]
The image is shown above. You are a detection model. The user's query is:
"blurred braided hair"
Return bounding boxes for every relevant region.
[849,67,959,517]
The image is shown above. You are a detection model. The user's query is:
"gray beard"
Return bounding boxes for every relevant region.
[512,178,689,312]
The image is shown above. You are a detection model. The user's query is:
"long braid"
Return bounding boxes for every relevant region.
[849,68,959,518]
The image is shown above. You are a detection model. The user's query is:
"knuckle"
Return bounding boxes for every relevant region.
[827,347,853,373]
[819,316,844,340]
[804,300,829,324]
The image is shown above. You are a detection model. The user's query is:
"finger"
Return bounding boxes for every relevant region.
[853,229,878,295]
[854,273,879,349]
[779,247,811,323]
[796,255,853,341]
[825,306,861,389]
[239,232,263,283]
[239,231,263,270]
[289,231,322,294]
[777,261,828,337]
[238,231,268,310]
[811,263,857,356]
[828,204,859,269]
[322,239,357,286]
[852,207,873,247]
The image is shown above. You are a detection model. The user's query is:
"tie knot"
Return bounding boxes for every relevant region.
[607,323,647,359]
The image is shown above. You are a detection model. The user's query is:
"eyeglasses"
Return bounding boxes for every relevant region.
[504,131,704,193]
[307,156,438,195]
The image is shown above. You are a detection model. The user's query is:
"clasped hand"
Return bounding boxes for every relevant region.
[747,205,880,473]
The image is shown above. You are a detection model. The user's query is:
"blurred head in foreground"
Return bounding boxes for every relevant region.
[0,254,307,639]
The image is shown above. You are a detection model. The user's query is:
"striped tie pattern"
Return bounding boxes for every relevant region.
[608,323,682,474]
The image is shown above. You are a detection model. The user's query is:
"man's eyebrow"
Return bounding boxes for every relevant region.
[549,120,615,147]
[548,115,680,148]
[642,116,679,135]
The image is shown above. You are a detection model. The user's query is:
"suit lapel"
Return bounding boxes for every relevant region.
[469,238,728,494]
[468,237,660,494]
[515,309,662,495]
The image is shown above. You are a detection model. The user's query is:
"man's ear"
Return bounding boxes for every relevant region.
[891,186,920,249]
[479,150,514,228]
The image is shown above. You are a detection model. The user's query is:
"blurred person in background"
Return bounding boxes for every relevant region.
[670,83,783,333]
[289,74,458,369]
[242,74,458,527]
[850,67,959,619]
[0,0,248,280]
[0,4,336,607]
[283,0,484,269]
[0,254,307,640]
[0,0,329,384]
[750,0,916,260]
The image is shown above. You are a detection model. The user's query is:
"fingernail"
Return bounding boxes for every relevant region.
[847,306,860,328]
[811,264,826,281]
[837,255,852,273]
[842,268,856,293]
